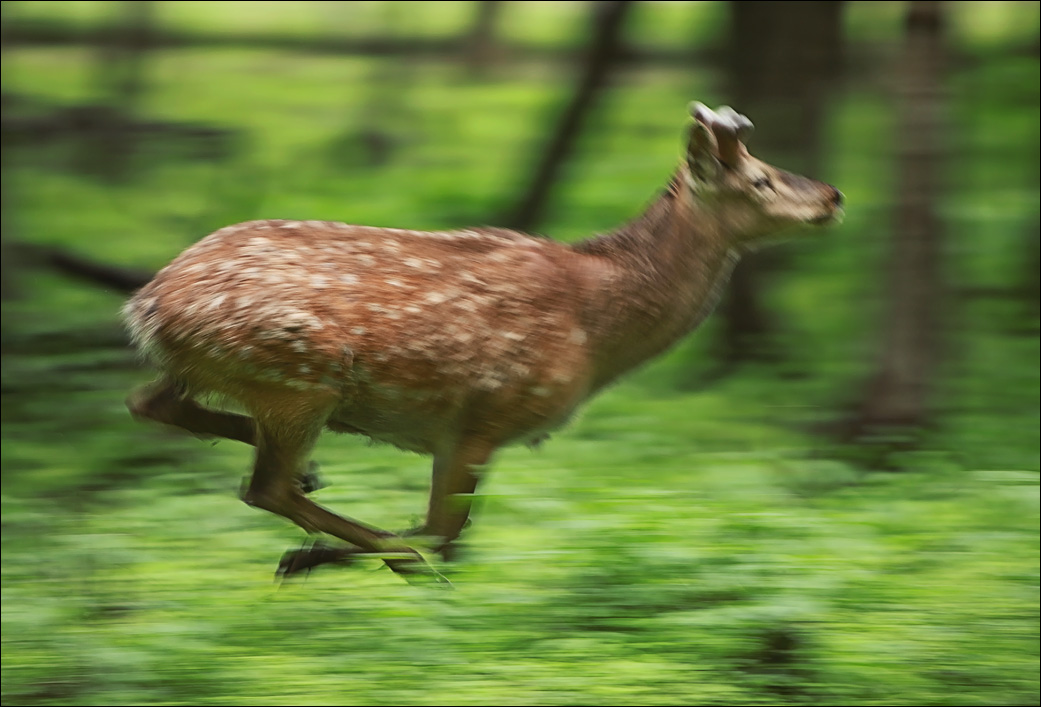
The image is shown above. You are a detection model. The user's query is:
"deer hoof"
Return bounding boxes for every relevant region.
[299,461,327,494]
[427,538,467,563]
[276,542,359,579]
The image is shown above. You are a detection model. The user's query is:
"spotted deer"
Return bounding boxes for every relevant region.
[123,102,843,581]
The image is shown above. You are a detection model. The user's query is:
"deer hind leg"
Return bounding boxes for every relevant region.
[127,379,327,492]
[410,438,494,560]
[242,408,432,579]
[127,378,255,445]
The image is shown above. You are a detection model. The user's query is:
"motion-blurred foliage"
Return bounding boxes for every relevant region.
[2,1,1038,705]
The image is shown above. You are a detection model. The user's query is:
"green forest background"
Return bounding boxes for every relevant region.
[2,1,1038,704]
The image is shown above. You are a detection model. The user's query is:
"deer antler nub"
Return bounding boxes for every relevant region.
[689,102,755,165]
[689,101,754,140]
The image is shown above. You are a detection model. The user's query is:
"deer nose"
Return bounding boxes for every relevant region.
[830,187,845,208]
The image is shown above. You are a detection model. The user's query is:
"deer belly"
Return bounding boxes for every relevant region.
[327,356,589,454]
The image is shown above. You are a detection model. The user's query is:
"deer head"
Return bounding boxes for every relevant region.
[685,102,843,246]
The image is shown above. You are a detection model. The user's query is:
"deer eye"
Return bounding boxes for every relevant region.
[752,176,773,190]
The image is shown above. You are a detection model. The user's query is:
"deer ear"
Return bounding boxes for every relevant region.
[686,119,720,185]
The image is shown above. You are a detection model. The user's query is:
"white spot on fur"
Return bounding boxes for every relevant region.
[286,379,322,390]
[260,271,289,286]
[281,310,325,331]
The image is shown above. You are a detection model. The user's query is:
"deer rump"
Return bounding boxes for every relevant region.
[124,221,593,455]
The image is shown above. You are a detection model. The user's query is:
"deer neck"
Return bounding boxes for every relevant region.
[572,173,741,391]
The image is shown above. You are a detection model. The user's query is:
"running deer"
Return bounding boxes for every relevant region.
[123,102,843,581]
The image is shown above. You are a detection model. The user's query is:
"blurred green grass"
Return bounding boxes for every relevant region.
[2,2,1038,705]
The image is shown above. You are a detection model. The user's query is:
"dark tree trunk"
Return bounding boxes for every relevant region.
[841,0,947,445]
[81,0,156,179]
[329,1,415,169]
[94,1,154,112]
[715,1,844,369]
[1,158,21,303]
[1024,214,1040,325]
[2,1,20,302]
[505,1,633,232]
[1020,35,1040,328]
[464,1,503,75]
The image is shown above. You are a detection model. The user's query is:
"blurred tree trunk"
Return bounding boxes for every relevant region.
[1020,35,1040,328]
[1023,214,1040,326]
[82,0,155,179]
[328,1,414,168]
[714,1,844,370]
[94,1,154,114]
[1,0,19,302]
[464,1,503,75]
[505,0,632,232]
[1,133,18,302]
[840,1,947,446]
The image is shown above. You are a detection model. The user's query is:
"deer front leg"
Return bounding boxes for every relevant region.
[414,439,494,560]
[242,415,433,579]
